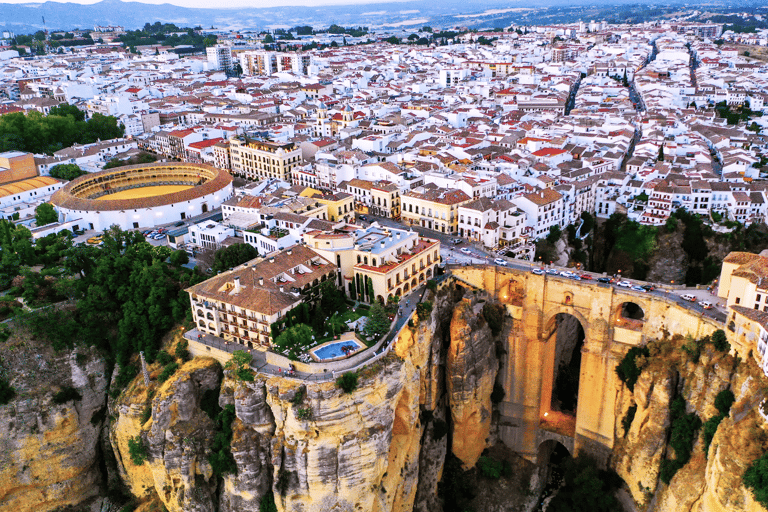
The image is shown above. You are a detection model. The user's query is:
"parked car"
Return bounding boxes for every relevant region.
[142,230,153,236]
[617,280,632,287]
[642,284,655,292]
[631,285,647,292]
[174,221,185,227]
[560,270,576,278]
[358,215,367,221]
[452,238,462,245]
[579,273,593,280]
[597,277,611,283]
[532,268,545,275]
[545,268,559,275]
[681,294,696,302]
[698,301,713,309]
[460,247,471,255]
[494,258,507,266]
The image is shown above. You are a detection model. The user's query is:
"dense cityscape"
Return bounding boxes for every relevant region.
[3,10,768,512]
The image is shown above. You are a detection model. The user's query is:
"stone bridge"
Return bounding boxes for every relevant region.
[450,265,723,465]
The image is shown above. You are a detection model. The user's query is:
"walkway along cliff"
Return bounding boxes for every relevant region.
[3,265,768,512]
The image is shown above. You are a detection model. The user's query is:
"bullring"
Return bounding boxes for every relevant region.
[51,162,234,231]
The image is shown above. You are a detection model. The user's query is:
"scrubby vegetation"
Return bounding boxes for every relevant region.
[703,389,735,456]
[477,455,512,479]
[128,436,149,465]
[209,404,237,476]
[616,346,650,392]
[336,371,359,393]
[547,455,623,512]
[660,396,701,484]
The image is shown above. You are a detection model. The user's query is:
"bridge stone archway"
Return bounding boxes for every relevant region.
[448,265,722,467]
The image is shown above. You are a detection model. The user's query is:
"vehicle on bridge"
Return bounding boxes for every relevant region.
[532,268,545,275]
[681,294,696,302]
[494,258,507,266]
[699,300,713,309]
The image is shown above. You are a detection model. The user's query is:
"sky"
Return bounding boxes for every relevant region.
[0,0,411,7]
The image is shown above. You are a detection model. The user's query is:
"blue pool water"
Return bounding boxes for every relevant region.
[313,340,363,360]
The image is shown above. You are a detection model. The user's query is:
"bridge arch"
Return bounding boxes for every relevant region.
[618,301,645,322]
[540,310,587,421]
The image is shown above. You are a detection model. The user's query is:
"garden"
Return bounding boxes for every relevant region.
[269,281,399,361]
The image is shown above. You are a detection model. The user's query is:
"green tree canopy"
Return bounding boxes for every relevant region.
[274,324,313,360]
[364,302,390,338]
[210,243,259,274]
[49,163,86,181]
[34,203,58,226]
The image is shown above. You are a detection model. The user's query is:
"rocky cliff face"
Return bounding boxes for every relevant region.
[0,332,108,512]
[446,298,498,469]
[108,284,469,512]
[613,334,768,512]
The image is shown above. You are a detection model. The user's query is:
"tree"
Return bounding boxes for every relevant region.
[365,276,374,303]
[547,455,623,512]
[319,281,345,316]
[274,324,313,360]
[169,250,189,267]
[35,203,58,226]
[48,103,86,122]
[658,144,664,162]
[49,163,86,181]
[263,34,274,44]
[622,69,629,87]
[364,302,390,338]
[547,224,562,244]
[210,243,259,274]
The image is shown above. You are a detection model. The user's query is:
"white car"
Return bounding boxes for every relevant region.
[681,294,696,302]
[560,270,576,278]
[531,268,545,275]
[698,301,713,309]
[617,280,632,287]
[460,247,471,255]
[494,258,507,266]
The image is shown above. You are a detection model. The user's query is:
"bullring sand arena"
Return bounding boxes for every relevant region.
[51,162,233,231]
[95,185,193,201]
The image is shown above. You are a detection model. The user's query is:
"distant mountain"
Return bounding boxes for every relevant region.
[0,0,753,35]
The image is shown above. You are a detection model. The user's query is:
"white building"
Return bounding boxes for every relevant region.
[207,45,233,72]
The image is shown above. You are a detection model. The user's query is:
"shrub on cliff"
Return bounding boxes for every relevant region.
[704,389,736,456]
[416,301,433,320]
[128,436,148,465]
[336,371,359,393]
[157,362,179,383]
[745,451,768,508]
[615,346,650,392]
[711,329,729,352]
[660,396,701,484]
[259,492,277,512]
[0,377,15,405]
[209,404,237,476]
[175,340,190,361]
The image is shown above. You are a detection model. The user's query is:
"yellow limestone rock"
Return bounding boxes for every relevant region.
[0,344,107,512]
[446,298,498,469]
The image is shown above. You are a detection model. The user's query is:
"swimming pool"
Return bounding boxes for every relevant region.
[311,339,365,361]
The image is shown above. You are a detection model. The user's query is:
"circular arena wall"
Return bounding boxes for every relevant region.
[51,163,234,231]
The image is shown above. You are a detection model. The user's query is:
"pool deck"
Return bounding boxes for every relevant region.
[310,333,365,362]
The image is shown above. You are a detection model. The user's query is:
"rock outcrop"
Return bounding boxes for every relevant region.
[613,335,768,512]
[0,335,108,512]
[110,356,222,512]
[447,298,498,469]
